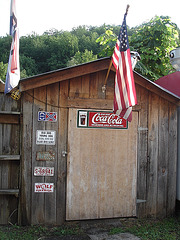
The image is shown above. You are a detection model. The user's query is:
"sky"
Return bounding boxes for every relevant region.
[0,0,179,37]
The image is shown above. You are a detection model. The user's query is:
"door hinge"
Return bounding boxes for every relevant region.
[137,199,147,203]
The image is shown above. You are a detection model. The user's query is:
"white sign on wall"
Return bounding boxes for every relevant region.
[34,167,54,176]
[36,130,56,145]
[35,183,54,193]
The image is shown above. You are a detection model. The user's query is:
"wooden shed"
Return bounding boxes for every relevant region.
[0,57,179,225]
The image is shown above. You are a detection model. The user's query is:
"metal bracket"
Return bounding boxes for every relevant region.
[138,127,148,131]
[137,199,147,203]
[62,151,67,157]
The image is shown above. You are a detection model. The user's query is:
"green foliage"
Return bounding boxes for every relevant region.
[0,224,82,239]
[0,17,179,82]
[96,28,117,57]
[0,61,8,82]
[0,36,11,63]
[109,217,180,240]
[67,49,97,67]
[0,217,179,239]
[96,16,179,81]
[130,16,179,80]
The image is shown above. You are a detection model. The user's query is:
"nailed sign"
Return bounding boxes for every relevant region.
[34,167,54,176]
[38,111,57,122]
[36,151,55,161]
[35,183,54,193]
[77,110,127,129]
[36,130,56,145]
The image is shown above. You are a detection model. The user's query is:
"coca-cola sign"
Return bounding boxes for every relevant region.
[77,110,127,129]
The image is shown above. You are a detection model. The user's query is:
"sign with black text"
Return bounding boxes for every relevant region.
[36,130,56,145]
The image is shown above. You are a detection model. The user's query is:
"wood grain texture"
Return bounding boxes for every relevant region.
[167,103,177,216]
[136,85,148,218]
[45,83,59,224]
[157,98,169,217]
[146,92,159,217]
[0,92,20,225]
[66,109,138,220]
[56,80,69,224]
[31,86,46,224]
[20,90,33,225]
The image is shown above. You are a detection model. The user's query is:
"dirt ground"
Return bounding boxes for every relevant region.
[41,218,141,240]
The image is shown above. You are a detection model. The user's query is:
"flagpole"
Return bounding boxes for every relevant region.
[102,59,112,93]
[125,4,130,15]
[102,4,130,93]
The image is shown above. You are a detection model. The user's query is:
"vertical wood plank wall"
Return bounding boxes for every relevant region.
[19,70,177,225]
[136,89,177,218]
[0,89,21,225]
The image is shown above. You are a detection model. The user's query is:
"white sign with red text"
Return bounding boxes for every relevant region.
[35,183,54,193]
[34,167,54,176]
[77,110,127,129]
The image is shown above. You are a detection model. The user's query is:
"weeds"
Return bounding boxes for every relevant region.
[0,224,82,240]
[0,216,179,239]
[109,217,180,240]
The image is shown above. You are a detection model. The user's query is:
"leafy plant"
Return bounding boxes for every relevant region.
[130,16,179,80]
[0,61,8,82]
[96,16,179,81]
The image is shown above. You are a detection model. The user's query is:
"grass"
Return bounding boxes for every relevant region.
[109,216,180,240]
[0,225,82,240]
[0,216,179,239]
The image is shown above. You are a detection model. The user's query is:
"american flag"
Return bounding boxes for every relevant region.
[112,12,137,122]
[5,0,20,94]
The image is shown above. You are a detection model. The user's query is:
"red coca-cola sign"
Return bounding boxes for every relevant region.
[88,111,127,129]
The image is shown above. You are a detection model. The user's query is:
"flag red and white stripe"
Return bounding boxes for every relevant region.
[5,0,20,94]
[112,13,137,122]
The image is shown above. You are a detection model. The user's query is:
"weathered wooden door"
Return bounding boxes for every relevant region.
[66,108,138,220]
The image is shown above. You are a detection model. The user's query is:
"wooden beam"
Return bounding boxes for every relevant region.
[0,114,20,124]
[19,58,111,92]
[0,155,20,161]
[0,189,19,197]
[0,111,21,115]
[67,98,113,110]
[67,98,141,111]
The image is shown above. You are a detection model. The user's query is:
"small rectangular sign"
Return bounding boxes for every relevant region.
[77,110,127,129]
[36,151,55,161]
[36,130,56,145]
[34,167,54,176]
[38,111,57,122]
[89,111,127,128]
[35,183,54,193]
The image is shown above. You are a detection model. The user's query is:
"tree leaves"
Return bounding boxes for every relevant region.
[0,17,179,82]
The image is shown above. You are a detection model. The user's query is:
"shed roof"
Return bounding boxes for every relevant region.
[155,71,180,97]
[12,57,180,106]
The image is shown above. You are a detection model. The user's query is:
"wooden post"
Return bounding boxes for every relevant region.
[102,59,112,93]
[126,4,130,15]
